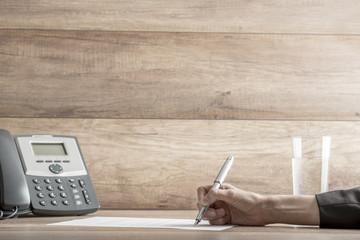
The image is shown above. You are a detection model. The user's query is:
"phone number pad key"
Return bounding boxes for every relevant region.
[37,193,45,198]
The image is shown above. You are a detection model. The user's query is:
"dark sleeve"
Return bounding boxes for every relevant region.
[315,187,360,228]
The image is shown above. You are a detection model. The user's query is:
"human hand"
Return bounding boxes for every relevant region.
[197,183,267,226]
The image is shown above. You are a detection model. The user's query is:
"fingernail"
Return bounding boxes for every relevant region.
[200,199,208,206]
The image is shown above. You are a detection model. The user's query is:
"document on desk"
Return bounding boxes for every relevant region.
[49,217,235,231]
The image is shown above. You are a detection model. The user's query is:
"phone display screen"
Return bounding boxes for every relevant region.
[31,143,67,155]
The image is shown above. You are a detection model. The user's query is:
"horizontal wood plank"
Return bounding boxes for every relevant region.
[1,0,360,34]
[1,30,360,120]
[1,118,360,209]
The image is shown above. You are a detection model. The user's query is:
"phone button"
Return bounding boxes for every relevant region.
[35,186,43,191]
[37,193,45,198]
[82,190,91,204]
[60,192,67,198]
[63,200,70,206]
[49,193,56,198]
[44,179,51,184]
[39,201,47,206]
[79,179,86,188]
[33,179,40,184]
[49,164,63,174]
[51,200,59,206]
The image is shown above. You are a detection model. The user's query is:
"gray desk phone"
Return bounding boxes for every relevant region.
[0,129,99,220]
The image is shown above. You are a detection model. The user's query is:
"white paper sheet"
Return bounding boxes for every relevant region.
[49,216,235,231]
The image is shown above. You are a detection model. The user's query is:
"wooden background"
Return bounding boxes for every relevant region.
[1,1,360,209]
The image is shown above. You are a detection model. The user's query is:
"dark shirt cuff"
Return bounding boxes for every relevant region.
[316,187,360,228]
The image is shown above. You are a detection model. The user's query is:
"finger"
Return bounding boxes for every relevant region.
[203,208,216,219]
[203,188,237,206]
[204,208,225,220]
[197,183,235,203]
[197,202,216,210]
[220,183,236,190]
[209,213,231,225]
[197,185,213,203]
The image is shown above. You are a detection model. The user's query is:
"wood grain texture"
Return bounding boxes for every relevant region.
[2,118,360,209]
[1,0,360,34]
[1,30,360,120]
[2,210,360,240]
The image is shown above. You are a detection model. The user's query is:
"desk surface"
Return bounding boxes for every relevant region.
[1,210,359,240]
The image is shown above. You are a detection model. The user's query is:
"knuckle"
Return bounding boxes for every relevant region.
[226,189,236,200]
[208,188,216,195]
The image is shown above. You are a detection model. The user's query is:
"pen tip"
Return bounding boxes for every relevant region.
[194,219,200,226]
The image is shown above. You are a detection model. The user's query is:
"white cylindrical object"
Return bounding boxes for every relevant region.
[292,157,299,195]
[322,136,331,160]
[321,136,331,193]
[293,137,302,159]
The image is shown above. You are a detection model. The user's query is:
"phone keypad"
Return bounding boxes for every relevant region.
[29,176,93,211]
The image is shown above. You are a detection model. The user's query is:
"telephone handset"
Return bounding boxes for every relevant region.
[0,129,99,219]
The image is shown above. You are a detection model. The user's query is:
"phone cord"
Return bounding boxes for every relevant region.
[0,206,19,220]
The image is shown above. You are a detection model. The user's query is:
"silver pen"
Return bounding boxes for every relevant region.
[194,155,234,225]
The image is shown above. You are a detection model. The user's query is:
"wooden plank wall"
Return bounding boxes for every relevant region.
[1,1,360,209]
